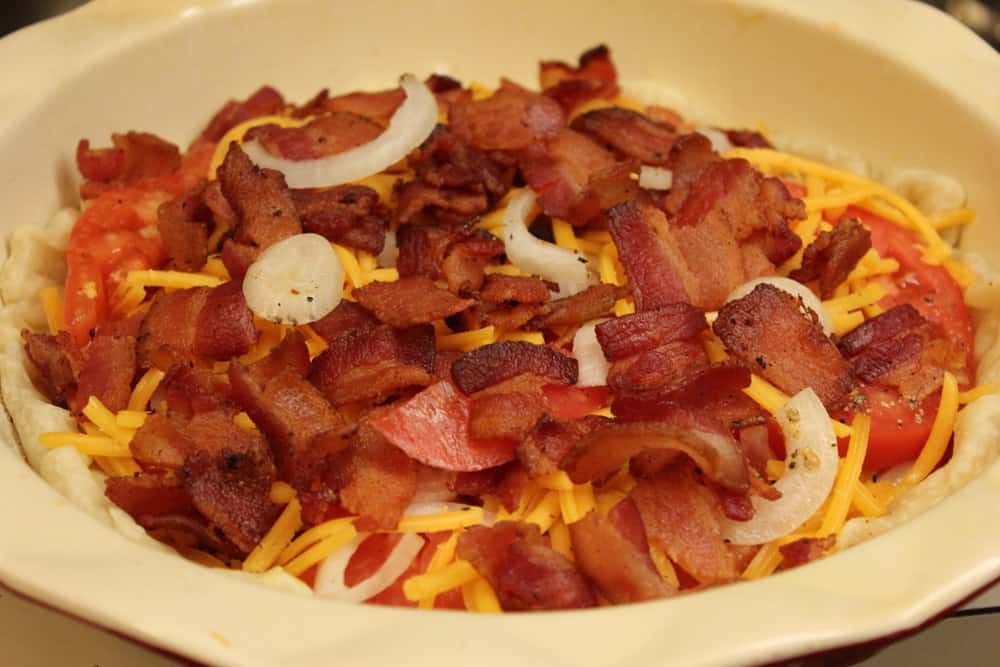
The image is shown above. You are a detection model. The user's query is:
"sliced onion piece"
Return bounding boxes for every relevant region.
[503,190,589,295]
[242,74,437,188]
[243,233,344,325]
[697,127,734,154]
[725,277,833,337]
[573,321,609,387]
[638,165,673,191]
[315,532,425,604]
[720,388,839,545]
[378,228,398,268]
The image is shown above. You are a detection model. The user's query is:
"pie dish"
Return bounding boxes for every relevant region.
[1,1,999,665]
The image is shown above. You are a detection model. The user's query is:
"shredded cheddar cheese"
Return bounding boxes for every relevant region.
[437,326,496,352]
[278,516,357,566]
[39,286,64,334]
[958,383,1000,404]
[901,372,959,488]
[243,496,303,573]
[395,507,484,533]
[39,432,130,458]
[208,114,309,178]
[417,530,462,609]
[819,414,871,537]
[124,269,223,290]
[548,520,574,561]
[403,559,478,602]
[742,542,782,580]
[282,521,358,577]
[649,546,680,588]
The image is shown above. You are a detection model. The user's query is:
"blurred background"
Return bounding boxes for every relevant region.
[6,0,1000,47]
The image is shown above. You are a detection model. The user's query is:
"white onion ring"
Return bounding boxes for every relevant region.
[720,388,839,545]
[573,321,609,387]
[725,277,833,337]
[243,233,344,325]
[378,228,398,268]
[697,127,734,154]
[315,532,425,603]
[503,190,590,296]
[638,165,673,190]
[242,74,437,189]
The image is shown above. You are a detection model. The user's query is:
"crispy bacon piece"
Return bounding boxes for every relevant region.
[468,391,546,441]
[130,412,188,470]
[309,324,435,406]
[197,86,285,144]
[632,463,738,585]
[396,225,455,279]
[789,219,872,298]
[77,132,182,198]
[309,300,380,343]
[539,45,619,114]
[157,363,235,419]
[484,303,546,333]
[353,276,475,328]
[395,182,487,226]
[610,360,752,422]
[571,108,676,166]
[220,238,258,280]
[519,129,618,223]
[157,182,211,271]
[724,129,773,149]
[194,281,258,360]
[216,143,302,252]
[330,422,417,531]
[22,331,83,407]
[608,200,691,310]
[779,535,835,569]
[105,473,196,519]
[714,283,853,408]
[837,304,925,358]
[295,87,405,126]
[564,414,750,492]
[290,185,387,255]
[395,226,504,289]
[244,112,383,160]
[457,522,597,610]
[75,334,136,413]
[570,499,673,603]
[479,274,551,305]
[451,341,578,394]
[517,415,611,477]
[137,287,210,370]
[450,80,564,152]
[595,303,706,361]
[532,283,628,329]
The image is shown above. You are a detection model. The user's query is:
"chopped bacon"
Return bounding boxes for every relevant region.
[519,128,618,223]
[449,80,564,152]
[483,303,546,333]
[608,200,691,310]
[570,500,673,603]
[563,414,750,492]
[468,391,546,441]
[105,473,196,519]
[723,129,773,149]
[309,300,379,343]
[595,303,706,361]
[851,334,924,385]
[570,108,676,166]
[395,182,487,226]
[130,412,189,470]
[451,341,578,394]
[631,463,738,584]
[532,283,628,329]
[457,522,597,610]
[539,45,619,114]
[298,88,405,126]
[517,415,610,477]
[157,182,211,272]
[779,535,835,569]
[156,363,235,419]
[479,274,551,305]
[837,304,926,358]
[22,331,83,408]
[216,143,302,252]
[137,513,240,558]
[451,464,508,498]
[77,132,181,199]
[353,276,475,327]
[243,112,383,160]
[309,324,435,406]
[220,239,258,280]
[369,380,517,471]
[194,281,258,360]
[714,283,853,408]
[196,86,285,144]
[75,334,136,413]
[290,185,387,255]
[396,225,455,279]
[789,218,872,298]
[330,422,417,531]
[137,287,210,370]
[610,360,752,422]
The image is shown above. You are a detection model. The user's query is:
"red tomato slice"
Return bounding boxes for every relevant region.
[839,206,974,469]
[542,384,610,420]
[370,381,517,471]
[781,179,807,199]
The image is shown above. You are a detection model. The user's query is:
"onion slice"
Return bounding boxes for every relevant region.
[725,277,833,337]
[243,233,344,325]
[315,532,425,603]
[503,190,590,295]
[573,321,609,387]
[697,127,734,154]
[720,388,839,545]
[638,166,673,191]
[242,74,437,188]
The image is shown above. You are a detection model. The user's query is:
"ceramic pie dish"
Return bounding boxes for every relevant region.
[1,1,999,665]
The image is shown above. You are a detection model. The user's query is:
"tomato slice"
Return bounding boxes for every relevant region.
[840,206,974,469]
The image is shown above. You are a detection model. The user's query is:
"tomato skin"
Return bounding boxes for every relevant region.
[839,207,974,470]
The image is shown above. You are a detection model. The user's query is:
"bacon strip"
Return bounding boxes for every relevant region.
[194,281,258,360]
[570,499,672,603]
[533,283,628,329]
[608,200,691,309]
[291,185,387,255]
[789,219,872,298]
[309,300,380,344]
[75,334,136,413]
[837,304,926,358]
[449,80,564,152]
[353,277,475,328]
[309,324,435,406]
[457,522,597,610]
[137,288,210,370]
[632,463,738,585]
[77,132,181,198]
[479,274,551,305]
[571,108,676,165]
[298,87,405,126]
[595,303,706,361]
[539,45,619,114]
[468,391,546,442]
[244,112,383,160]
[22,331,83,408]
[516,415,610,477]
[157,182,211,272]
[714,283,853,408]
[451,341,578,394]
[779,535,835,569]
[106,473,195,518]
[197,86,285,144]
